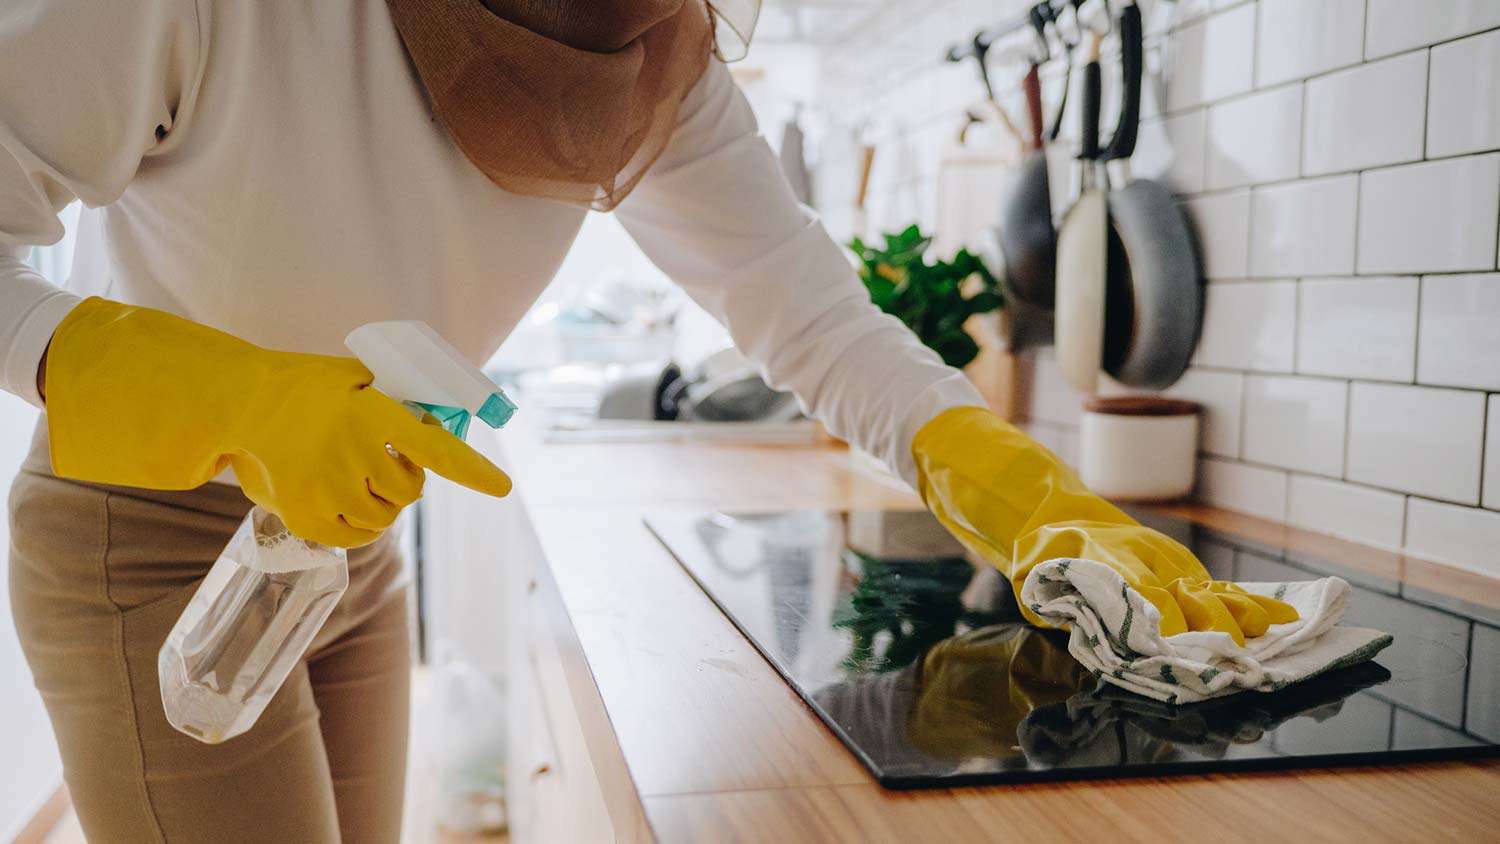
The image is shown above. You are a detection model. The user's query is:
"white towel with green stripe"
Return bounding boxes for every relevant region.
[1019,558,1394,704]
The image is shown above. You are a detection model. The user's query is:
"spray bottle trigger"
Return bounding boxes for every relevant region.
[408,402,474,440]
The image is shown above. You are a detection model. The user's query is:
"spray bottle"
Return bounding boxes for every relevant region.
[158,321,517,744]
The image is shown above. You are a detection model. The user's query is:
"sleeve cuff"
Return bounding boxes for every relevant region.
[4,288,83,408]
[892,374,988,487]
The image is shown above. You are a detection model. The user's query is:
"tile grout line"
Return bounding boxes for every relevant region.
[1249,0,1261,93]
[1187,362,1500,394]
[1398,492,1410,548]
[1237,360,1252,463]
[1478,394,1491,509]
[1420,46,1432,161]
[1411,275,1424,385]
[1174,149,1500,204]
[1227,452,1486,510]
[1290,276,1302,375]
[1359,0,1370,63]
[1340,378,1353,481]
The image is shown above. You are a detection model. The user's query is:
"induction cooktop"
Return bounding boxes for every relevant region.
[645,507,1500,789]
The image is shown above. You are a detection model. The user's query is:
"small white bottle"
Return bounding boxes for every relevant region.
[159,321,516,744]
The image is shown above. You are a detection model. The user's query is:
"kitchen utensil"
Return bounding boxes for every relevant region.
[935,109,1025,418]
[1053,31,1107,394]
[779,106,813,205]
[947,31,1026,149]
[994,8,1059,312]
[660,347,801,423]
[1078,396,1198,500]
[1101,1,1202,389]
[934,115,1020,256]
[852,139,875,240]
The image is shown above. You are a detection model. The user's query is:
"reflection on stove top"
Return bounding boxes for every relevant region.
[648,508,1500,788]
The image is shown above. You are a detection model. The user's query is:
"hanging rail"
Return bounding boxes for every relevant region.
[942,0,1075,68]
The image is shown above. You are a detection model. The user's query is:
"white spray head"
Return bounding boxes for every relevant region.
[345,321,516,435]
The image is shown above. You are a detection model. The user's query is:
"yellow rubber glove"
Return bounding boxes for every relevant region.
[913,406,1297,646]
[44,298,512,548]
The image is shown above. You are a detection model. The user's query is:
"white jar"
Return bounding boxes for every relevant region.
[1079,397,1200,501]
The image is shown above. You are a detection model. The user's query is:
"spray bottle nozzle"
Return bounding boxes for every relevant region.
[410,391,517,440]
[344,321,517,441]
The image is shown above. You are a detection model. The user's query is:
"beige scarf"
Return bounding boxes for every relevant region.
[386,0,758,211]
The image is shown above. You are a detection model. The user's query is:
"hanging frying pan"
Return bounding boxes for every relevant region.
[1053,30,1107,394]
[994,6,1057,312]
[1102,2,1202,389]
[996,60,1057,353]
[996,1,1080,314]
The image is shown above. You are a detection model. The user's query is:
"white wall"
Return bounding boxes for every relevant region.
[812,0,1500,576]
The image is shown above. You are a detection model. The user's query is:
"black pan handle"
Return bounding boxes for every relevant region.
[1044,1,1075,142]
[1104,2,1144,161]
[1078,34,1102,161]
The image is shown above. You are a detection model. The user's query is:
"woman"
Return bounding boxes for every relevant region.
[1,1,1290,841]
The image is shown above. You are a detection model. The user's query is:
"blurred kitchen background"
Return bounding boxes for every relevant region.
[6,0,1500,840]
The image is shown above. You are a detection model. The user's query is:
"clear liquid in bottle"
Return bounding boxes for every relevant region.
[158,508,348,743]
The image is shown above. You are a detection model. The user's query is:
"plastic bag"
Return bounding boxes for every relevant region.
[427,645,509,836]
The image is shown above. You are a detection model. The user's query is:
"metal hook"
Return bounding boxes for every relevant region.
[969,32,998,101]
[1028,3,1051,64]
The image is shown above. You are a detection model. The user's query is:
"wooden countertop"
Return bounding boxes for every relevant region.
[491,421,1500,844]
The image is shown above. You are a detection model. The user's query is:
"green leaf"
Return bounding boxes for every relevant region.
[845,223,1000,367]
[930,329,981,369]
[966,290,1002,314]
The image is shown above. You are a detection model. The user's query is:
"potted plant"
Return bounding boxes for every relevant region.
[847,224,1003,369]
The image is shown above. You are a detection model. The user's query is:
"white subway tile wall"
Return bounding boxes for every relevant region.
[1181,191,1250,278]
[1364,0,1500,60]
[1197,457,1288,521]
[1204,84,1303,189]
[1249,175,1359,277]
[1132,110,1207,193]
[1255,0,1366,88]
[1302,53,1427,176]
[1287,474,1407,550]
[1346,383,1485,503]
[1356,155,1500,274]
[814,0,1500,570]
[1242,375,1348,476]
[1195,280,1296,371]
[1163,368,1243,457]
[1427,30,1500,158]
[1165,4,1256,111]
[1405,498,1500,579]
[1296,276,1418,381]
[1417,273,1500,390]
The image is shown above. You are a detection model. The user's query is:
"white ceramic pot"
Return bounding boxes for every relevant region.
[1079,397,1199,502]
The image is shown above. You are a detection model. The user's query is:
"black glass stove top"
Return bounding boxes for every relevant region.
[645,508,1500,789]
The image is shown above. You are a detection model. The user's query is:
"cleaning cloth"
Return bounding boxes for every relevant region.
[1020,558,1393,704]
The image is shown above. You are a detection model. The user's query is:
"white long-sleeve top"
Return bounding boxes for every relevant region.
[0,0,984,483]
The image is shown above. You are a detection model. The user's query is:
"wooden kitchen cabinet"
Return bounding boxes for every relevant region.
[504,488,651,844]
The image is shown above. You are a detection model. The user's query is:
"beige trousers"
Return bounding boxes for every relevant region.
[8,420,411,844]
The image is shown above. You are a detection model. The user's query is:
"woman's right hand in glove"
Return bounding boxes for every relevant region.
[913,407,1297,646]
[42,297,512,547]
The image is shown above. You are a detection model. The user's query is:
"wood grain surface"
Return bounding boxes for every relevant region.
[492,419,1500,843]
